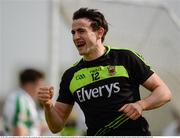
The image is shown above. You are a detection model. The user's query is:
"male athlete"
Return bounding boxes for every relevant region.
[3,69,44,136]
[37,8,172,136]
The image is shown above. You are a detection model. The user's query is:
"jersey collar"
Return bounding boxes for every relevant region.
[82,45,111,63]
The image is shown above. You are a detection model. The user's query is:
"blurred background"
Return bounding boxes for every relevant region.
[0,0,180,136]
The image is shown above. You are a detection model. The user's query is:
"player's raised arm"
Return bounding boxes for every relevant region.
[37,86,73,133]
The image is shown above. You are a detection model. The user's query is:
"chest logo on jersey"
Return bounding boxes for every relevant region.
[76,82,120,102]
[107,65,116,76]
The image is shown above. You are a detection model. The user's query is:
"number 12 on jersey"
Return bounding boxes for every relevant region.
[91,72,100,81]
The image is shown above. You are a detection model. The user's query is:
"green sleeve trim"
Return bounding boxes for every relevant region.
[131,51,153,71]
[70,65,129,94]
[110,46,153,70]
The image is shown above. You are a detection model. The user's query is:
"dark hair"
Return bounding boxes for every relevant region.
[19,68,44,86]
[73,8,108,42]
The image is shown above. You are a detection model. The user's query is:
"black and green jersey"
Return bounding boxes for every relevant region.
[57,46,154,136]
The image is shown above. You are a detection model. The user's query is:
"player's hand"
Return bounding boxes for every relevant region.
[37,86,54,109]
[118,102,143,120]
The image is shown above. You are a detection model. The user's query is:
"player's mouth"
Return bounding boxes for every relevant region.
[76,42,86,48]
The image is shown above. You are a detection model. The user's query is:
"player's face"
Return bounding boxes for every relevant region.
[71,18,99,56]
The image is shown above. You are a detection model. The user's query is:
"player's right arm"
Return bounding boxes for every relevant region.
[37,86,73,133]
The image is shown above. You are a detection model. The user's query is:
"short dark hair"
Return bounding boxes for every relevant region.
[19,68,44,86]
[73,8,108,42]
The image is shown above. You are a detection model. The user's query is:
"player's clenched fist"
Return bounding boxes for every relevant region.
[37,86,54,108]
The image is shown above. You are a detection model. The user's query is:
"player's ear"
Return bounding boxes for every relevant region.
[97,27,105,39]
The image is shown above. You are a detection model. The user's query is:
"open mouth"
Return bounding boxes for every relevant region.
[76,43,86,48]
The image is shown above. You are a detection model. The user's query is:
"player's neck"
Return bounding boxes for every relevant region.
[83,44,106,61]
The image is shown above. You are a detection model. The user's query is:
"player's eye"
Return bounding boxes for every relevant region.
[71,30,75,35]
[78,29,85,34]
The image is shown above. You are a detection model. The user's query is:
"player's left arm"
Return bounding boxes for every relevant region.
[138,72,172,110]
[119,73,172,120]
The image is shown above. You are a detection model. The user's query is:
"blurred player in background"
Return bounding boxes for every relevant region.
[37,8,172,136]
[3,68,45,136]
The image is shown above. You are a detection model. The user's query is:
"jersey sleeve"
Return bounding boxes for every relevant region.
[56,70,75,105]
[127,51,154,84]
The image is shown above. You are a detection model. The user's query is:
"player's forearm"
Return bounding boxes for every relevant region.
[44,105,64,133]
[138,84,171,111]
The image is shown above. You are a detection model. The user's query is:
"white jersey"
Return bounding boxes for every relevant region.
[2,88,40,136]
